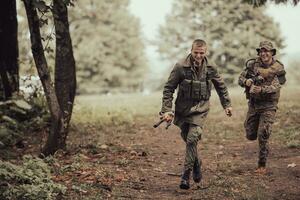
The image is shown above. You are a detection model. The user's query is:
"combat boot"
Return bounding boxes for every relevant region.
[179,169,191,189]
[255,161,267,175]
[254,167,266,175]
[193,158,202,183]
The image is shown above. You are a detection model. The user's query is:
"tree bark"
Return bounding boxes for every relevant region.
[0,0,19,100]
[23,0,65,156]
[52,0,77,147]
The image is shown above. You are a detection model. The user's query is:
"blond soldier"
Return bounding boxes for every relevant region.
[160,39,232,189]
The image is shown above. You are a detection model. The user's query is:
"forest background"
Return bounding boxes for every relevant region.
[0,0,299,199]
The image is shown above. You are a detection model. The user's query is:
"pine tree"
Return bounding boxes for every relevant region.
[69,0,147,93]
[156,0,284,84]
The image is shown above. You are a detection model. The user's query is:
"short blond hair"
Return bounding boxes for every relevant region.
[192,39,206,49]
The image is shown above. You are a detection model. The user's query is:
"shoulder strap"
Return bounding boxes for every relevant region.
[245,58,256,69]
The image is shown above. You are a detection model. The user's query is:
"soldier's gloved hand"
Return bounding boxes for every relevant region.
[224,107,232,117]
[245,79,254,87]
[250,85,262,94]
[160,111,174,123]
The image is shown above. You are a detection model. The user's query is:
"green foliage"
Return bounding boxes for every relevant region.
[67,0,148,93]
[155,0,284,84]
[242,0,300,6]
[18,0,148,93]
[0,156,66,200]
[0,95,49,147]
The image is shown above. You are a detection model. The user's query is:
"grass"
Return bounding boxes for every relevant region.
[72,92,161,128]
[72,85,300,148]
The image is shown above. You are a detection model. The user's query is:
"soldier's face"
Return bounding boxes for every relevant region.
[191,45,207,64]
[259,48,273,64]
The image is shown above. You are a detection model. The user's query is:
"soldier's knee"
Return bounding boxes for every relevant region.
[186,126,202,145]
[259,124,272,140]
[186,137,197,145]
[245,127,257,141]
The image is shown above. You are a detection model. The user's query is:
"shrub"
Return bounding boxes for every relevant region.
[0,156,66,200]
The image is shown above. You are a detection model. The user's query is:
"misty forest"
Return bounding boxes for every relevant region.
[0,0,299,199]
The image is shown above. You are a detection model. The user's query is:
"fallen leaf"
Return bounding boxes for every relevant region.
[287,163,297,168]
[130,150,138,156]
[100,144,108,149]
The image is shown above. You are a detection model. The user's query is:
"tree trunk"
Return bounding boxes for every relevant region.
[52,0,77,147]
[23,0,65,156]
[0,0,19,100]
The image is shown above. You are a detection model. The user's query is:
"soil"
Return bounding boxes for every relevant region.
[64,117,300,200]
[4,116,300,200]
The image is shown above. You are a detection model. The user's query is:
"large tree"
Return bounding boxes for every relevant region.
[23,0,76,156]
[156,0,284,84]
[0,0,19,100]
[42,0,77,155]
[69,0,148,93]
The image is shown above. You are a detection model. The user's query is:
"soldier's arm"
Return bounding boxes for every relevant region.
[161,63,182,113]
[261,75,281,94]
[257,61,286,85]
[275,62,286,85]
[209,66,231,109]
[277,70,286,85]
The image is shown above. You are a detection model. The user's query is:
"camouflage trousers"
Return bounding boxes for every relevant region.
[244,105,276,166]
[180,123,202,170]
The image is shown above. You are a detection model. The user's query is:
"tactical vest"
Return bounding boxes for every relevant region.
[245,60,281,101]
[178,66,211,101]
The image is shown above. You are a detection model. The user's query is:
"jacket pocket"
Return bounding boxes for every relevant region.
[191,81,201,100]
[179,79,192,100]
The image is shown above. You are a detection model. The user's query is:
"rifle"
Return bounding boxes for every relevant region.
[153,119,172,129]
[252,75,264,85]
[245,67,264,98]
[246,66,264,86]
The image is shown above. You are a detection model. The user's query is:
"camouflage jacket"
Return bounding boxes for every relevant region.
[238,58,286,110]
[161,54,231,127]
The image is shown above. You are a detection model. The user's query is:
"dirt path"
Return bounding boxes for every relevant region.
[11,107,299,199]
[9,113,298,199]
[79,118,299,200]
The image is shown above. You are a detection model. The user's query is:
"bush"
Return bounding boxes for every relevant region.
[0,156,66,200]
[0,95,49,147]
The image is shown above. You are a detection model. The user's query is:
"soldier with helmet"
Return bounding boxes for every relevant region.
[160,39,232,189]
[238,41,286,174]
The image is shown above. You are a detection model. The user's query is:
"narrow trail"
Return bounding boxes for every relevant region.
[91,118,300,200]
